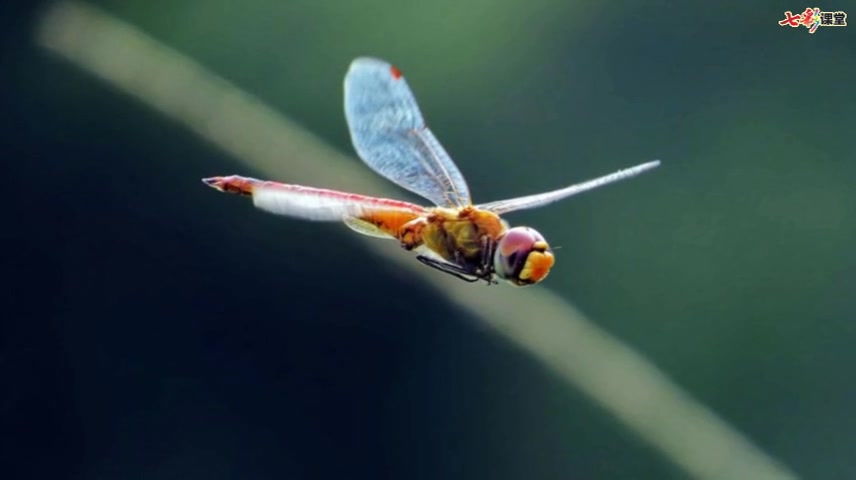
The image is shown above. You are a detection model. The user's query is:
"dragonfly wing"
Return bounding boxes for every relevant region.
[344,57,471,208]
[477,161,661,215]
[342,215,397,239]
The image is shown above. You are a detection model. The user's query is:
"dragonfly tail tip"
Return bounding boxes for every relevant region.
[201,177,223,190]
[201,175,256,197]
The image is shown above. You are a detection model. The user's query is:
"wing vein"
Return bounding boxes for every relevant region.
[477,161,661,214]
[344,57,471,207]
[411,128,463,206]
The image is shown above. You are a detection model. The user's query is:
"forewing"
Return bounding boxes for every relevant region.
[252,182,427,221]
[477,161,661,215]
[342,215,397,239]
[344,57,471,207]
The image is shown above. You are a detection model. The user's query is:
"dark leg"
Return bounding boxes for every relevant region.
[416,255,497,285]
[476,237,498,285]
[416,255,480,283]
[479,236,495,275]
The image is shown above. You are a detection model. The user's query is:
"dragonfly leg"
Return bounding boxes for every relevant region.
[479,236,496,276]
[416,255,480,283]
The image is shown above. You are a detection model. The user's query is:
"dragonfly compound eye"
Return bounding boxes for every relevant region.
[494,227,555,286]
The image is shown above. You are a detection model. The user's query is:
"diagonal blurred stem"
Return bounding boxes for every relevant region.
[36,2,799,479]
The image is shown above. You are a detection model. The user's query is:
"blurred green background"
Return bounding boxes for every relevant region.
[3,0,855,479]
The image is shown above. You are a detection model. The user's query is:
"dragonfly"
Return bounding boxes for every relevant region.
[203,57,660,286]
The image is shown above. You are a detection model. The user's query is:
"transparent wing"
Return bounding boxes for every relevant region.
[477,161,661,215]
[342,215,397,239]
[344,57,471,208]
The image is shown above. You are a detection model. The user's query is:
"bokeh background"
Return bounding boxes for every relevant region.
[3,1,855,479]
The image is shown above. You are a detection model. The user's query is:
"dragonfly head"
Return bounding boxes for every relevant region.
[493,227,555,286]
